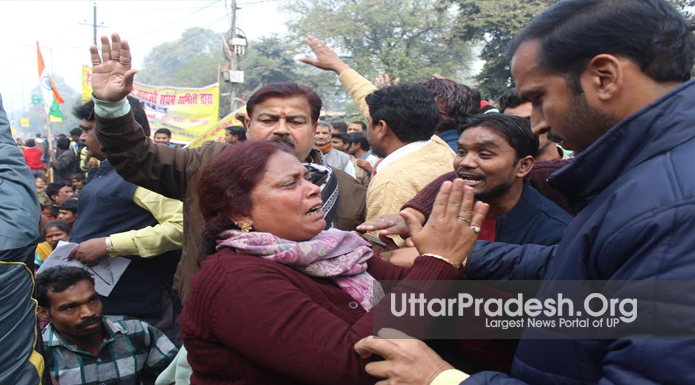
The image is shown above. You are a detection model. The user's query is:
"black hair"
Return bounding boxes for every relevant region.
[459,114,539,161]
[225,125,247,141]
[58,199,78,214]
[69,127,83,137]
[71,173,84,182]
[349,121,367,131]
[154,128,172,137]
[56,137,70,150]
[26,138,36,147]
[498,89,530,113]
[419,78,474,134]
[365,84,439,143]
[508,0,695,92]
[42,220,72,237]
[331,122,348,133]
[350,132,371,151]
[46,182,67,201]
[331,132,351,145]
[468,88,482,114]
[35,266,94,309]
[73,96,151,136]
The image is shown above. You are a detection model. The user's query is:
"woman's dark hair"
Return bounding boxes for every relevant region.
[196,141,294,257]
[42,220,71,240]
[508,0,695,93]
[35,266,94,309]
[459,114,539,162]
[246,82,323,124]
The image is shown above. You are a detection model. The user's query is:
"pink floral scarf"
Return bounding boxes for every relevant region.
[217,229,383,311]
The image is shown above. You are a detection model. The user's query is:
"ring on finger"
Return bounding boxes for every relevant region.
[469,225,481,234]
[316,44,323,48]
[388,220,395,226]
[457,216,472,223]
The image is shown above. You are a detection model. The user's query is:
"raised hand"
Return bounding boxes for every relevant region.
[299,35,350,75]
[90,33,137,102]
[375,73,401,89]
[401,179,488,267]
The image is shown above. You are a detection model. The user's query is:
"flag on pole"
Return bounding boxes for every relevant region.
[36,42,64,120]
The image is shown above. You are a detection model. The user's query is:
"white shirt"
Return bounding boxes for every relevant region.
[374,139,432,174]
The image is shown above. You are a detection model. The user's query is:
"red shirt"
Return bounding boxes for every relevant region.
[22,148,44,171]
[478,219,497,242]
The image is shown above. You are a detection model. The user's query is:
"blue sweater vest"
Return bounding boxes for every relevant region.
[71,162,180,318]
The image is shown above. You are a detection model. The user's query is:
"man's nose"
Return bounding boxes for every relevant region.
[273,119,289,135]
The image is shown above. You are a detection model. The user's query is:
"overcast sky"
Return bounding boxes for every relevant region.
[1,0,290,121]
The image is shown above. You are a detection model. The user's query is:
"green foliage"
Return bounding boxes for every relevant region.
[446,0,695,100]
[444,0,554,100]
[283,0,474,84]
[138,27,224,87]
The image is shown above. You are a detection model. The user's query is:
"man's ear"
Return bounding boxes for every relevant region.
[312,121,319,133]
[583,54,624,102]
[376,120,390,140]
[50,195,58,203]
[244,115,252,130]
[516,155,535,178]
[37,306,51,322]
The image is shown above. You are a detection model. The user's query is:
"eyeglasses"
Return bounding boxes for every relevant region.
[59,190,75,196]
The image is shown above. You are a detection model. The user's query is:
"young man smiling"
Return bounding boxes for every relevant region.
[37,266,177,385]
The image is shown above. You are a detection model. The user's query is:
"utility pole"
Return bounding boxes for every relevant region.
[221,0,247,115]
[80,3,107,46]
[93,2,97,45]
[230,0,238,114]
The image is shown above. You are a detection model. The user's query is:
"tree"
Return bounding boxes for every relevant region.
[237,35,349,116]
[283,0,475,84]
[138,27,225,87]
[446,0,695,100]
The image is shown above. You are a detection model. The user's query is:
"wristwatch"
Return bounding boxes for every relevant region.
[105,237,118,258]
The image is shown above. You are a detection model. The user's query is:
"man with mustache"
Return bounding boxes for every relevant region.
[362,113,570,251]
[36,266,178,385]
[361,114,571,372]
[88,34,367,304]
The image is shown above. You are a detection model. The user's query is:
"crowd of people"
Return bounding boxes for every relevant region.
[2,0,695,384]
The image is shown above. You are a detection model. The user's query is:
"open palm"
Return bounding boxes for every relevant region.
[90,33,137,102]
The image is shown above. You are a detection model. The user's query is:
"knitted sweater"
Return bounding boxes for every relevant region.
[179,248,460,385]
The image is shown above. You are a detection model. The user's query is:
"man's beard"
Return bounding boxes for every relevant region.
[475,180,513,202]
[558,91,615,153]
[267,135,296,149]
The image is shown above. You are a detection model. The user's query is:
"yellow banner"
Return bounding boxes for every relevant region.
[82,66,92,103]
[185,106,246,148]
[82,66,220,143]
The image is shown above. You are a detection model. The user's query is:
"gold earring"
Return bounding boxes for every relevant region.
[236,222,253,233]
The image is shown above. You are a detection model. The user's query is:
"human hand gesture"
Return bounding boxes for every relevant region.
[356,159,373,172]
[299,35,350,75]
[375,73,400,89]
[90,33,137,102]
[357,212,415,238]
[401,179,488,267]
[355,328,455,385]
